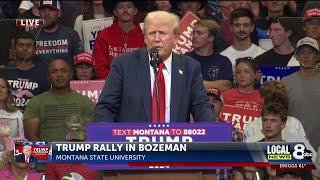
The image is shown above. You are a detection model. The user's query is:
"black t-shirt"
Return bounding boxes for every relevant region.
[255,49,294,66]
[0,64,49,111]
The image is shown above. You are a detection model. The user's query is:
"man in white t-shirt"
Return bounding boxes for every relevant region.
[220,8,265,74]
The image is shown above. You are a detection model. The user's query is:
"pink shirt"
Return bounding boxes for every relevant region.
[0,169,43,180]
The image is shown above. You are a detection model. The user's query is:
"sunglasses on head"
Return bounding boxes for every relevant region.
[235,56,254,64]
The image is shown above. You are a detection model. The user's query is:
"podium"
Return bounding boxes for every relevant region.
[87,122,231,180]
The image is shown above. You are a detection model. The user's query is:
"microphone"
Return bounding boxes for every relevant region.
[149,47,160,122]
[150,47,159,69]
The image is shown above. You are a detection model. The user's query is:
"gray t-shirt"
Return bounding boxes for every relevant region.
[31,25,82,68]
[282,72,320,149]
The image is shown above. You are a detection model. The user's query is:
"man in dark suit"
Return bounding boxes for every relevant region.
[15,145,37,163]
[95,11,215,123]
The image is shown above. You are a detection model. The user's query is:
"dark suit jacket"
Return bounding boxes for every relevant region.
[95,48,215,122]
[15,154,37,163]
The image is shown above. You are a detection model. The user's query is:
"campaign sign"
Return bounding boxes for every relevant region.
[259,65,299,85]
[173,11,200,54]
[82,17,114,54]
[220,105,261,133]
[14,141,50,163]
[70,80,105,104]
[87,122,232,170]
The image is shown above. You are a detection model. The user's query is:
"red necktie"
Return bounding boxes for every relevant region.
[152,62,166,123]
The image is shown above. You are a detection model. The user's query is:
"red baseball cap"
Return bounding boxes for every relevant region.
[303,8,320,22]
[207,88,222,101]
[74,53,94,66]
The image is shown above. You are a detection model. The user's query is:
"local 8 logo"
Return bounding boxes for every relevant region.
[292,144,313,160]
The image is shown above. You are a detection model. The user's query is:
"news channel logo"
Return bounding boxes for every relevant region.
[266,143,313,160]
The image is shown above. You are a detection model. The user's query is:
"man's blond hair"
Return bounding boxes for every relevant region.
[144,11,180,36]
[194,19,220,38]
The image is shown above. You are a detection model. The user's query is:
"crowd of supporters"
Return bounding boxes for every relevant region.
[0,0,319,179]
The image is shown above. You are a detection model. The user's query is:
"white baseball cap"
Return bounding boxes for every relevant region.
[296,37,319,52]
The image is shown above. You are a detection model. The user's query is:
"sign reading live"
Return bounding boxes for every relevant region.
[70,80,105,104]
[16,19,44,31]
[82,17,114,54]
[219,105,261,133]
[16,19,44,28]
[173,11,200,54]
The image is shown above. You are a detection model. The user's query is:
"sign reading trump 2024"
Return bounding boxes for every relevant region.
[82,17,114,54]
[87,123,232,170]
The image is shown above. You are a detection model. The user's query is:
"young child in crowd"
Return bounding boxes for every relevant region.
[220,57,264,134]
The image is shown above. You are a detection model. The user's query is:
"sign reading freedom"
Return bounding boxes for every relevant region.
[87,123,232,170]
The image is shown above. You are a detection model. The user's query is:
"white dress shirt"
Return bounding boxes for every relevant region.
[25,155,29,163]
[149,53,172,123]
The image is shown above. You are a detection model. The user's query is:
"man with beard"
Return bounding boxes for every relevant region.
[24,59,94,141]
[282,37,320,149]
[30,0,82,69]
[93,0,145,79]
[0,32,49,111]
[221,8,265,74]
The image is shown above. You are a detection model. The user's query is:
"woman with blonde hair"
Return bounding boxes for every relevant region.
[0,75,24,153]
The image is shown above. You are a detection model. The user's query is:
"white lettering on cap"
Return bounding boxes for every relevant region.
[43,1,53,5]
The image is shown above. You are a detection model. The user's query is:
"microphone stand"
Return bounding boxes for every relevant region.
[152,64,161,123]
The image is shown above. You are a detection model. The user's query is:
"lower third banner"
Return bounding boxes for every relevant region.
[87,122,232,170]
